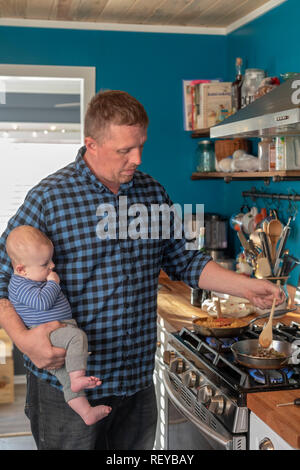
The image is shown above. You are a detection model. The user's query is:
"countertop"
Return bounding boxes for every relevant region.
[157,272,300,449]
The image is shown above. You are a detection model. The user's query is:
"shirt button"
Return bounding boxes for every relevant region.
[124,303,129,309]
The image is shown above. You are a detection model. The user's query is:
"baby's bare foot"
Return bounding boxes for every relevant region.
[84,405,112,426]
[71,376,102,393]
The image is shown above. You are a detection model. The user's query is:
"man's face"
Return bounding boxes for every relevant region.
[85,124,147,192]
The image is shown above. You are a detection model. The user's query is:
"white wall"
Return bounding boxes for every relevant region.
[0,142,79,234]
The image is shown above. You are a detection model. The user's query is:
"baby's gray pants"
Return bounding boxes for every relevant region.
[31,319,89,402]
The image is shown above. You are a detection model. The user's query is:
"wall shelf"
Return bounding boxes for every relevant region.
[191,128,210,138]
[191,170,300,184]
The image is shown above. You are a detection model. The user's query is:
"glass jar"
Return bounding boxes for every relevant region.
[195,140,215,172]
[258,137,272,171]
[241,68,266,108]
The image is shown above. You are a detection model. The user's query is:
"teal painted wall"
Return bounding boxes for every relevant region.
[1,1,299,285]
[226,0,300,285]
[0,25,227,214]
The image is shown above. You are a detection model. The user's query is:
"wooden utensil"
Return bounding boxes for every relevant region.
[215,298,222,319]
[267,218,283,263]
[258,231,273,275]
[258,280,281,348]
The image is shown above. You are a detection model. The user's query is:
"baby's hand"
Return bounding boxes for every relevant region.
[47,271,60,284]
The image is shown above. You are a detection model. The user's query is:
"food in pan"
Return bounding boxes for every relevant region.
[253,347,286,359]
[194,317,249,329]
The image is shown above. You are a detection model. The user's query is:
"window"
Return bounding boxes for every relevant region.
[0,65,95,235]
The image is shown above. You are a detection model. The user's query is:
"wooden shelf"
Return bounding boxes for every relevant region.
[191,170,300,183]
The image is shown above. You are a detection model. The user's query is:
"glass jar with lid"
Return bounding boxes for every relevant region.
[195,140,215,172]
[241,68,265,108]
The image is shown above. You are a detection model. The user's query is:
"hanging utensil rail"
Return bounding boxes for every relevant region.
[242,189,300,202]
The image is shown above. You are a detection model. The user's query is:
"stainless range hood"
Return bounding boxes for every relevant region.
[210,74,300,139]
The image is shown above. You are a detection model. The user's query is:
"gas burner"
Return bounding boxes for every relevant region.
[249,368,294,385]
[206,336,237,352]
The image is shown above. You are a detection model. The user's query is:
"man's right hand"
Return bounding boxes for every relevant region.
[22,321,66,370]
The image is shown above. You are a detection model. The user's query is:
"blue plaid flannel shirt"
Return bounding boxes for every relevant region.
[0,146,211,399]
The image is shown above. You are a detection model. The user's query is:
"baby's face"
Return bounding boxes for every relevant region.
[23,243,55,282]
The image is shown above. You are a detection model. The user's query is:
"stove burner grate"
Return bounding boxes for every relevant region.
[175,327,300,392]
[248,368,294,385]
[205,336,237,352]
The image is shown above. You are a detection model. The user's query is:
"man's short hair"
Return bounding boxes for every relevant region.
[84,90,149,142]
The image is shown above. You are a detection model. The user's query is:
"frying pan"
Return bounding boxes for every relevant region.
[231,339,300,369]
[192,308,296,338]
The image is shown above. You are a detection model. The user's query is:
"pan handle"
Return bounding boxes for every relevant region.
[248,308,296,326]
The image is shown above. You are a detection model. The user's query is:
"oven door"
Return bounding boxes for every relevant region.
[164,370,246,450]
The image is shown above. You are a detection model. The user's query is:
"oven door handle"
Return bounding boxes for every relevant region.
[163,371,233,450]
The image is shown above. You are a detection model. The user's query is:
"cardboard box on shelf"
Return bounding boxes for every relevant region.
[200,82,232,128]
[182,78,221,131]
[0,328,14,404]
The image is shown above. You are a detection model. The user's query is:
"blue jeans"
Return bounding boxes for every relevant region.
[25,371,158,450]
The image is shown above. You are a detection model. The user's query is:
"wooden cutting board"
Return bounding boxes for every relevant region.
[247,390,300,449]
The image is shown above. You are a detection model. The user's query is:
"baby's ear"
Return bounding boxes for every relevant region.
[15,264,26,276]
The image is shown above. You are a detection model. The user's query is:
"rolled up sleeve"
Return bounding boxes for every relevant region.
[160,191,212,288]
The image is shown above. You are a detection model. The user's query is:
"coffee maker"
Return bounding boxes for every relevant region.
[190,213,234,307]
[204,213,228,260]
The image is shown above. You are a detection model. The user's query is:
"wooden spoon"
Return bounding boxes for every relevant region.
[215,298,222,319]
[258,280,280,348]
[267,219,283,263]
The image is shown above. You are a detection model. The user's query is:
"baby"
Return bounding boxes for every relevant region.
[6,225,111,426]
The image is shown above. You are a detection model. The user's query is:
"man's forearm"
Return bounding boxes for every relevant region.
[198,260,268,300]
[0,298,28,351]
[0,298,67,369]
[198,261,248,296]
[198,260,283,309]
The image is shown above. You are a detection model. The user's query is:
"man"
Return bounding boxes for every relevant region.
[0,90,283,450]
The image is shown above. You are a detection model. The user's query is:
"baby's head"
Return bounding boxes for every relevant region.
[6,226,55,282]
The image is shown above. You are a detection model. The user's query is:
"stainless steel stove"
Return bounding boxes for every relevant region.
[161,320,300,450]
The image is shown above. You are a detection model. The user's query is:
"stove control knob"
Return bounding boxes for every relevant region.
[208,395,225,415]
[183,371,198,388]
[259,438,275,451]
[163,350,176,365]
[169,357,186,374]
[175,358,185,374]
[197,385,213,404]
